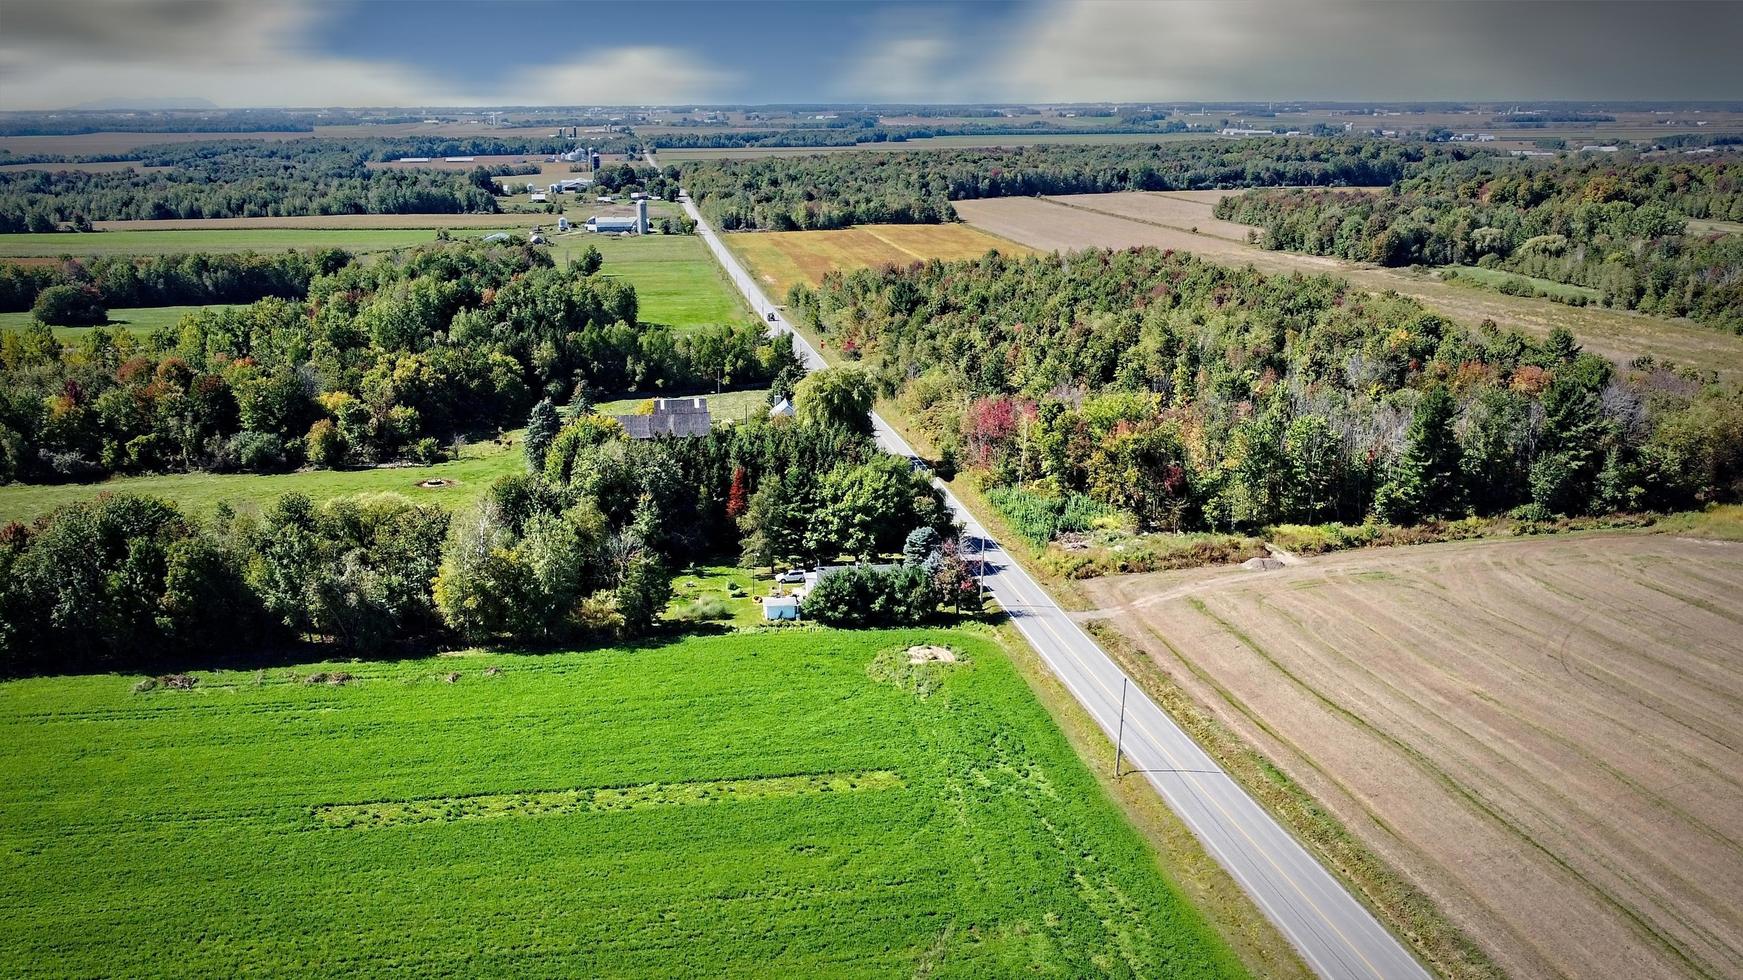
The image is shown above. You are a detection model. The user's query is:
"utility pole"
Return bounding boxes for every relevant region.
[1114,677,1128,777]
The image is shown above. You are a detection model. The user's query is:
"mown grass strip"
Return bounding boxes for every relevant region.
[315,770,905,829]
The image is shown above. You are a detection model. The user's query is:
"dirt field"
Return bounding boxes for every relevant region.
[956,194,1743,379]
[1080,533,1743,980]
[724,223,1034,299]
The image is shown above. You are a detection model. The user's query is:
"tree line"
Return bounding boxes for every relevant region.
[678,137,1480,231]
[0,238,794,483]
[0,382,969,677]
[0,249,344,317]
[1215,155,1743,332]
[787,247,1742,535]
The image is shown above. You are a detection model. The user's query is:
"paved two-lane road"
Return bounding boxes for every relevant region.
[679,195,1430,980]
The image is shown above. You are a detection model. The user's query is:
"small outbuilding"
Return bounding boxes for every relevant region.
[768,397,795,419]
[762,595,800,621]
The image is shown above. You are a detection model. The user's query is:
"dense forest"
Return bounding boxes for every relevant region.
[0,136,640,229]
[647,118,1201,150]
[0,395,967,674]
[679,137,1480,230]
[0,238,793,482]
[788,247,1742,533]
[0,249,344,315]
[1216,156,1743,331]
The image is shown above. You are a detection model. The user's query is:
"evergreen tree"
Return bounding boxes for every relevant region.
[1376,387,1463,523]
[1530,377,1610,515]
[524,398,559,473]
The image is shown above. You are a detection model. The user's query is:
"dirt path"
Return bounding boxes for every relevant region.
[956,194,1743,379]
[1080,533,1743,979]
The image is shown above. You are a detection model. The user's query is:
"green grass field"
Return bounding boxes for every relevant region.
[550,232,753,330]
[0,434,524,524]
[0,304,244,337]
[1440,264,1603,302]
[593,386,772,423]
[0,627,1242,977]
[0,227,513,258]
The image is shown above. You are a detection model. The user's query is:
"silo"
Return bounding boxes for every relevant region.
[635,198,649,234]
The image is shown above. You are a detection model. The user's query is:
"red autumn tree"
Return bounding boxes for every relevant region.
[725,465,749,520]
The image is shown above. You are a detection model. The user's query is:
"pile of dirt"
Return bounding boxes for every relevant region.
[906,645,958,664]
[1240,556,1286,571]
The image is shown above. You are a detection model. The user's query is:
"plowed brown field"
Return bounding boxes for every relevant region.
[1081,533,1743,979]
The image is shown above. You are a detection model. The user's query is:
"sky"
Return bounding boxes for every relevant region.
[1,0,1740,111]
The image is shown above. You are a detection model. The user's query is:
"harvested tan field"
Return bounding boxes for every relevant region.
[1081,533,1743,980]
[92,214,527,231]
[724,223,1033,299]
[1045,191,1267,242]
[956,195,1743,379]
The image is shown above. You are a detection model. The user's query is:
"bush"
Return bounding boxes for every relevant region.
[31,284,106,326]
[802,565,938,627]
[987,485,1117,546]
[228,431,286,473]
[1041,532,1266,579]
[676,596,732,621]
[306,419,348,469]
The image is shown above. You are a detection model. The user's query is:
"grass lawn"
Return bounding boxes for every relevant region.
[547,232,753,330]
[0,627,1244,977]
[0,227,517,258]
[0,304,244,337]
[665,563,769,628]
[593,386,773,423]
[1439,264,1603,302]
[0,433,524,524]
[725,224,1033,301]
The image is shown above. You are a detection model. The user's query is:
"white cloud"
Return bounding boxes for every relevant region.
[834,37,958,102]
[828,0,1743,104]
[0,1,739,109]
[501,48,741,108]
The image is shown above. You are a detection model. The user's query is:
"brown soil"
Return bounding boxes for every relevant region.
[955,194,1743,379]
[1080,533,1743,979]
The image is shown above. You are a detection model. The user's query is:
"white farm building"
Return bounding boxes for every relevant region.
[586,198,649,234]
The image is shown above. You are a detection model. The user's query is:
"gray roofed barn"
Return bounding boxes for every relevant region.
[612,397,711,439]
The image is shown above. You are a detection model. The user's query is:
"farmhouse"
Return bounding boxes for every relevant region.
[612,397,711,438]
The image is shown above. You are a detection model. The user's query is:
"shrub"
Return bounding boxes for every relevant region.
[802,565,938,627]
[677,596,732,621]
[31,284,106,326]
[306,419,348,469]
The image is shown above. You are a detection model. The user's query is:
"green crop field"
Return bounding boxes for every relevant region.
[549,232,753,330]
[0,433,524,524]
[0,627,1242,977]
[0,304,244,337]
